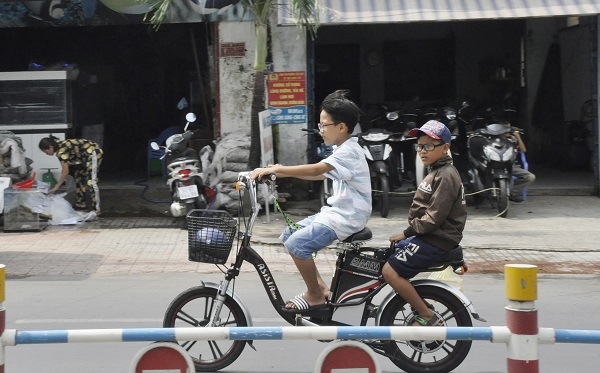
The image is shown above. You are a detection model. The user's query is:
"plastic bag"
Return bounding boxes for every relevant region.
[49,194,80,225]
[428,267,463,291]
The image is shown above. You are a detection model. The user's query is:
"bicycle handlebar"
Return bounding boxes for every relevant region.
[236,171,276,236]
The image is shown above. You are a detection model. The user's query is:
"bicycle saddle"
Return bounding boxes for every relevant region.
[342,227,373,243]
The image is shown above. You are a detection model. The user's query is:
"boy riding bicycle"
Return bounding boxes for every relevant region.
[251,90,372,311]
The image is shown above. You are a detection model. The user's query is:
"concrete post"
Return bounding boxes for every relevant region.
[0,264,5,373]
[505,264,538,373]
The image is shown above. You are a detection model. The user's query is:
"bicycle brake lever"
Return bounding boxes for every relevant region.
[260,174,276,186]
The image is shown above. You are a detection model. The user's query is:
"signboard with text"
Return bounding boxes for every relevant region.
[258,110,274,167]
[267,71,307,125]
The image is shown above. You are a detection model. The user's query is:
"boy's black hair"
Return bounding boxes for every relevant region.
[320,89,361,134]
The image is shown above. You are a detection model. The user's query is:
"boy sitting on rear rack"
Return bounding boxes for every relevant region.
[383,120,467,326]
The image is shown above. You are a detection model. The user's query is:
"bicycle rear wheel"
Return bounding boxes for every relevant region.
[163,286,248,371]
[379,285,472,373]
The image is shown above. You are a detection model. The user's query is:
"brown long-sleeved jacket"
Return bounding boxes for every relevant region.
[403,155,467,250]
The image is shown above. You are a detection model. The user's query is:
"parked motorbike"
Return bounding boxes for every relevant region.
[151,113,213,218]
[358,128,408,218]
[466,123,520,217]
[366,103,420,133]
[366,103,419,191]
[302,127,334,206]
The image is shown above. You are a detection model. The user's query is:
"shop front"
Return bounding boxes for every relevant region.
[277,0,600,193]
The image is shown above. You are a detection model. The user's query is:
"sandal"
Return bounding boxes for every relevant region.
[283,293,328,313]
[413,313,441,326]
[74,203,87,210]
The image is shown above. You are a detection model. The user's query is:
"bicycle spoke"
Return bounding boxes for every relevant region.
[176,309,203,326]
[181,340,198,351]
[410,348,424,363]
[208,340,224,360]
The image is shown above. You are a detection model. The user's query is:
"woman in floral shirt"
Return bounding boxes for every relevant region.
[39,135,103,214]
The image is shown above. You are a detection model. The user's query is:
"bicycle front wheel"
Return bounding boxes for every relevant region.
[163,286,248,372]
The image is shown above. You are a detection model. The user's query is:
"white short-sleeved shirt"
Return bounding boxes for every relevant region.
[314,137,372,240]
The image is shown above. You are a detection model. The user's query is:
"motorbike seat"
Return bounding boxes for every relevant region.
[341,227,373,243]
[172,155,199,163]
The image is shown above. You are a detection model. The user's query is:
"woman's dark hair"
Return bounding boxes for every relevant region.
[38,134,60,151]
[320,89,361,134]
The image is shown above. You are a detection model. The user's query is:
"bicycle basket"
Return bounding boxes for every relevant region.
[187,209,237,264]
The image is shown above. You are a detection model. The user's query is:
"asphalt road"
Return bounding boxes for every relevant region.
[4,272,599,372]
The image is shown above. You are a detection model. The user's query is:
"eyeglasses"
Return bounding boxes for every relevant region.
[317,122,339,130]
[414,143,445,152]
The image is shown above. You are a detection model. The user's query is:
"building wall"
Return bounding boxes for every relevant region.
[217,21,256,137]
[217,19,309,166]
[271,21,309,166]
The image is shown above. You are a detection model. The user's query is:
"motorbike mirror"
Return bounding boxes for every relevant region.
[150,142,160,151]
[386,111,399,121]
[185,113,197,123]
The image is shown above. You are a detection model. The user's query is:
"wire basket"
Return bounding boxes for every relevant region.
[187,209,237,264]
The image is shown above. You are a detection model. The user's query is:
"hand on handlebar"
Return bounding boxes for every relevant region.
[250,165,279,184]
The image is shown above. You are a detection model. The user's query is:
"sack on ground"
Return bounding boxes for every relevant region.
[49,194,80,225]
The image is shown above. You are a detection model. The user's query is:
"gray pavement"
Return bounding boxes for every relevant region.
[2,193,600,278]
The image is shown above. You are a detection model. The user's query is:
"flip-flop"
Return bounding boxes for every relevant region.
[413,313,441,326]
[283,293,328,313]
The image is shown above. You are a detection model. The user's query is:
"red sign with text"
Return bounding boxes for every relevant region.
[267,71,307,125]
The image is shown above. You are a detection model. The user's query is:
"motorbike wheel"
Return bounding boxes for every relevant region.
[379,285,473,373]
[319,178,333,207]
[377,173,390,218]
[163,286,248,372]
[495,178,509,217]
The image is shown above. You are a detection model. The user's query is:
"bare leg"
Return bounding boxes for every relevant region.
[287,255,330,308]
[382,264,433,320]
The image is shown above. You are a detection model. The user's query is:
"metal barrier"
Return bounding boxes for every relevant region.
[2,264,600,372]
[3,325,600,345]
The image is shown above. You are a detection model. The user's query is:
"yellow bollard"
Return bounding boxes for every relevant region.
[505,264,537,301]
[505,264,539,373]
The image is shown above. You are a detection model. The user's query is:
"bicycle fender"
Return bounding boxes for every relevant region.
[202,281,255,327]
[375,279,485,323]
